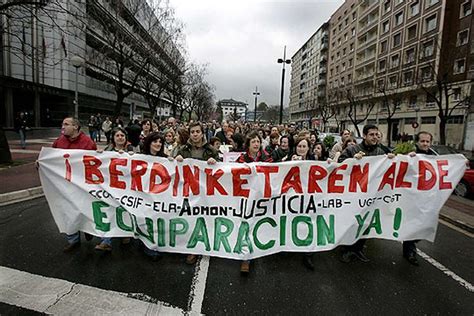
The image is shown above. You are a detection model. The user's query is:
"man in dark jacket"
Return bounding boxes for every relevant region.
[339,124,395,263]
[52,117,97,252]
[175,122,220,265]
[403,131,435,266]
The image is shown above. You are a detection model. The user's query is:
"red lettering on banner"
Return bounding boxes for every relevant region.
[173,166,180,196]
[395,161,412,188]
[183,165,200,196]
[256,165,279,197]
[437,160,452,190]
[281,166,303,194]
[149,162,171,194]
[205,168,227,196]
[349,164,369,192]
[109,158,127,189]
[308,165,327,193]
[130,160,148,191]
[417,160,436,190]
[328,164,347,193]
[83,155,104,184]
[232,166,251,198]
[378,162,396,191]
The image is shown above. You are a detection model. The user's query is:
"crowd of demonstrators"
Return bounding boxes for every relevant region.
[49,115,437,272]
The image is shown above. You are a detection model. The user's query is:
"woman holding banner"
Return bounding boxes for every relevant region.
[139,132,168,260]
[291,136,317,271]
[237,131,273,274]
[271,135,293,162]
[95,127,133,252]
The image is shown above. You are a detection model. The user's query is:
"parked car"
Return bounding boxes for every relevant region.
[454,168,474,198]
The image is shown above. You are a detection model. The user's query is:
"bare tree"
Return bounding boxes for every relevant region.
[377,83,405,147]
[346,89,375,137]
[317,99,335,133]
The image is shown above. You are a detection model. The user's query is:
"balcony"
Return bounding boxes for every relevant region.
[319,55,327,64]
[319,66,327,73]
[318,78,327,86]
[320,42,328,51]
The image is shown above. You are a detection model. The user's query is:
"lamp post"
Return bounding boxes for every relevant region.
[278,46,291,124]
[70,55,85,118]
[253,86,260,123]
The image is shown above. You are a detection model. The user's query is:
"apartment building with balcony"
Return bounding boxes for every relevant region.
[216,98,248,121]
[289,22,329,128]
[0,0,184,127]
[325,0,473,148]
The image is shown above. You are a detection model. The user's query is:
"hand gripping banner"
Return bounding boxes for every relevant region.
[38,148,466,260]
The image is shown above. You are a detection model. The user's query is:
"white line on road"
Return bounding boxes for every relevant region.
[418,250,474,292]
[0,266,185,315]
[187,256,210,315]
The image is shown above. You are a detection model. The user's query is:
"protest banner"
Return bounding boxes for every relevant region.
[38,148,466,260]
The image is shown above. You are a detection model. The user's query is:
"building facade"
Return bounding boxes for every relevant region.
[290,0,473,148]
[289,22,329,128]
[216,98,248,121]
[0,0,184,127]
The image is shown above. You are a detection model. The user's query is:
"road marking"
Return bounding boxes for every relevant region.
[187,256,210,315]
[0,266,184,315]
[439,219,474,238]
[418,250,474,292]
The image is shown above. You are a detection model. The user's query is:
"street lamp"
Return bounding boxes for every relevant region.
[253,86,260,123]
[278,46,291,124]
[70,55,85,119]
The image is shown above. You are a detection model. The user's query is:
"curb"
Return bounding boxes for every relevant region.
[0,186,44,206]
[439,213,474,234]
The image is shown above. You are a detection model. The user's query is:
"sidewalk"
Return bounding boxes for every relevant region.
[1,132,473,234]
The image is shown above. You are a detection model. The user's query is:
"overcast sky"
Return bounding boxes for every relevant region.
[168,0,344,108]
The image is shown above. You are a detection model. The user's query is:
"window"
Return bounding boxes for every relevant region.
[389,75,398,88]
[460,1,472,18]
[422,116,436,123]
[377,78,385,89]
[350,42,354,52]
[457,29,469,46]
[343,48,347,56]
[352,28,356,36]
[345,18,349,26]
[344,33,348,40]
[391,54,400,67]
[342,62,346,71]
[381,40,388,53]
[454,58,466,74]
[421,40,434,58]
[407,24,417,40]
[425,14,437,32]
[404,71,413,85]
[349,58,353,67]
[452,88,461,101]
[425,0,439,7]
[393,33,402,47]
[348,74,352,82]
[410,1,420,16]
[352,11,357,21]
[384,0,391,13]
[405,48,415,63]
[447,116,464,124]
[421,66,432,81]
[341,77,345,85]
[382,20,390,34]
[409,95,417,107]
[394,11,404,26]
[379,59,387,71]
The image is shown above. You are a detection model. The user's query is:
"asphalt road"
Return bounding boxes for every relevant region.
[0,197,473,315]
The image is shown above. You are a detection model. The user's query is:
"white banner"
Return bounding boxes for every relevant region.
[38,148,466,260]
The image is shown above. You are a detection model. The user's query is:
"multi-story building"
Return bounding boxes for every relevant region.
[0,0,184,127]
[289,22,329,128]
[216,98,248,121]
[291,0,473,148]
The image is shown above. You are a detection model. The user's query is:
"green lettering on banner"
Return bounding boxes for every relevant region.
[355,211,370,238]
[213,217,234,252]
[291,216,313,246]
[280,216,287,246]
[316,215,335,245]
[253,218,276,250]
[92,201,111,232]
[157,218,165,247]
[169,218,189,247]
[132,215,155,243]
[187,217,211,251]
[233,221,254,254]
[116,206,133,232]
[362,209,382,236]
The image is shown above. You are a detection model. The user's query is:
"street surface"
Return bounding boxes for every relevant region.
[0,197,473,315]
